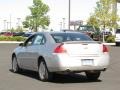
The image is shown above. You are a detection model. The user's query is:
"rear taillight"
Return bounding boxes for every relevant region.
[54,44,67,53]
[103,44,109,52]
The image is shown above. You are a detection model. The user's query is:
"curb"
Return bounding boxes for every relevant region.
[103,43,115,46]
[0,41,23,43]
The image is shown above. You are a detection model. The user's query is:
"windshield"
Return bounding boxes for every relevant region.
[51,33,93,43]
[78,26,94,31]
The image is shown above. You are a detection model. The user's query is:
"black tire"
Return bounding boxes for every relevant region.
[85,71,101,80]
[116,42,119,46]
[38,60,53,82]
[12,56,20,73]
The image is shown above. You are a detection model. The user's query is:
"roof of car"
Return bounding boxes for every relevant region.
[35,31,83,35]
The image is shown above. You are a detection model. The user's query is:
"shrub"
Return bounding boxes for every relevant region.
[12,36,26,41]
[0,36,26,41]
[105,35,115,43]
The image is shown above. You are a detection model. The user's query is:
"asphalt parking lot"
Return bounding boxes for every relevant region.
[0,43,120,90]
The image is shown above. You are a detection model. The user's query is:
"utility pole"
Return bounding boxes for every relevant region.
[68,0,71,30]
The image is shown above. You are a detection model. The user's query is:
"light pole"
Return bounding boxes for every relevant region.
[60,22,62,30]
[3,20,6,31]
[62,18,65,29]
[7,21,9,31]
[68,0,71,30]
[9,14,12,30]
[17,18,21,27]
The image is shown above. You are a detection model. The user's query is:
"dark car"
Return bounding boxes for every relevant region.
[22,32,34,37]
[13,32,25,36]
[77,25,100,41]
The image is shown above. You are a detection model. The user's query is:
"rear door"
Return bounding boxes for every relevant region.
[29,34,46,71]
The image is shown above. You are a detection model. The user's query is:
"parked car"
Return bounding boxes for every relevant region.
[61,29,75,32]
[22,32,34,38]
[115,29,120,46]
[1,32,13,36]
[101,30,112,37]
[11,32,109,81]
[77,25,101,41]
[13,32,25,36]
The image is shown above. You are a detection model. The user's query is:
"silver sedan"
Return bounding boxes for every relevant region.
[11,32,109,81]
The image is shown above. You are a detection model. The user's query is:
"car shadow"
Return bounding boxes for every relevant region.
[9,69,101,84]
[51,73,101,84]
[9,69,39,80]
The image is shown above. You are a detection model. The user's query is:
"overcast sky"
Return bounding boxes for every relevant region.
[0,0,107,31]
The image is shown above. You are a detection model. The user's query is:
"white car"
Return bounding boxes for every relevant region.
[115,29,120,46]
[12,32,109,81]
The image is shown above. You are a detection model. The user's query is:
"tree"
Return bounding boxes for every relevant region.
[87,14,99,28]
[23,0,50,32]
[87,0,120,30]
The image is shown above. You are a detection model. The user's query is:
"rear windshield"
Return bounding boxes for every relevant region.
[116,29,120,33]
[51,33,93,43]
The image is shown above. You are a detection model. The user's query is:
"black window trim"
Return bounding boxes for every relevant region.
[24,35,36,46]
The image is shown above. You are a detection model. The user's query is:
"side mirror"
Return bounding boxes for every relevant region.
[19,43,24,47]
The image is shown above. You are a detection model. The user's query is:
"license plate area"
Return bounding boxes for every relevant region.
[81,59,94,66]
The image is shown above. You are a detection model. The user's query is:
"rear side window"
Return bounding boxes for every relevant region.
[51,33,93,43]
[116,29,120,33]
[33,34,46,45]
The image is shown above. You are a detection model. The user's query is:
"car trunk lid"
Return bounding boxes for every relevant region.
[62,41,102,56]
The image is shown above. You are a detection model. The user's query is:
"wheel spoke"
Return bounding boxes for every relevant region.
[38,61,52,81]
[39,62,46,80]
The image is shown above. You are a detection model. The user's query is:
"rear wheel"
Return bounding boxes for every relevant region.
[85,71,101,80]
[116,42,120,46]
[12,56,20,73]
[38,60,53,81]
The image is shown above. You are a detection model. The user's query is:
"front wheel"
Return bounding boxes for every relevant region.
[85,71,101,80]
[38,60,53,82]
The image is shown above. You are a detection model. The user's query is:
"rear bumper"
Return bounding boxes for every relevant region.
[49,66,107,73]
[46,53,110,72]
